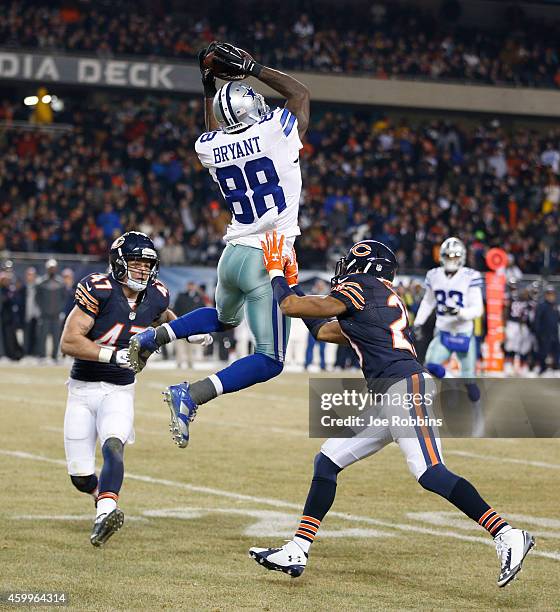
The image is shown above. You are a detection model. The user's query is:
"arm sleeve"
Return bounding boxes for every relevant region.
[330,280,365,313]
[291,284,331,338]
[414,286,436,326]
[458,286,484,321]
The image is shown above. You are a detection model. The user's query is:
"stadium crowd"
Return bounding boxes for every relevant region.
[3,0,560,89]
[1,95,559,274]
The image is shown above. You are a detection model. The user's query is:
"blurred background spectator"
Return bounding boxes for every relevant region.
[36,258,65,361]
[304,279,328,371]
[173,281,207,368]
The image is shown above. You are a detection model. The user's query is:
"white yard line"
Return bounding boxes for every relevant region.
[446,450,560,470]
[1,448,558,561]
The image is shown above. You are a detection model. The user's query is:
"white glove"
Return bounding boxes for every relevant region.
[186,333,213,347]
[112,348,132,369]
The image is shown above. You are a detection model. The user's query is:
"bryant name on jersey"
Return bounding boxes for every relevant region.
[72,273,169,384]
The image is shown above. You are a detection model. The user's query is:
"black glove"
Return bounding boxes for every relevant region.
[440,305,460,316]
[212,42,263,78]
[198,44,217,97]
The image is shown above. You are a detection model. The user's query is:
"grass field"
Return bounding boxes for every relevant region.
[0,364,559,611]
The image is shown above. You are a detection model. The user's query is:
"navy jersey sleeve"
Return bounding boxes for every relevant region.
[74,273,113,318]
[330,279,366,314]
[151,279,170,320]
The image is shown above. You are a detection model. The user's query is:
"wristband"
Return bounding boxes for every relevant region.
[247,61,263,78]
[203,78,217,98]
[98,346,115,363]
[271,275,294,305]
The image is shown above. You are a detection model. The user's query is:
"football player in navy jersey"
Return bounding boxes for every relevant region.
[249,232,533,588]
[60,231,210,546]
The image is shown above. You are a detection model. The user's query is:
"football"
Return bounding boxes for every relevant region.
[202,51,245,81]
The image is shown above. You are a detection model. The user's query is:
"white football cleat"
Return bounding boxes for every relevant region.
[249,540,308,578]
[494,528,535,587]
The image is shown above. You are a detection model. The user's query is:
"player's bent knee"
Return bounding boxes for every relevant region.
[70,474,97,494]
[313,452,342,483]
[465,382,481,402]
[102,437,124,463]
[253,352,284,379]
[426,363,446,379]
[418,463,460,499]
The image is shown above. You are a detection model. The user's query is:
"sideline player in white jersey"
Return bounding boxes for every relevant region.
[129,42,310,448]
[413,237,484,434]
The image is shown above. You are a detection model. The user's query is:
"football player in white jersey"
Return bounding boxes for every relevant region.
[414,237,484,434]
[129,42,309,448]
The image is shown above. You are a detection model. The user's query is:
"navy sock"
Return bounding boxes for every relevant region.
[216,353,283,394]
[98,437,124,496]
[169,307,227,339]
[421,467,511,537]
[294,453,342,550]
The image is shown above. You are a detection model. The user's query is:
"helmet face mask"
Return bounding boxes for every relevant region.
[110,232,159,292]
[440,237,466,273]
[213,82,269,134]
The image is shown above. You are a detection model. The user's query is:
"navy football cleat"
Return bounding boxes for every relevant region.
[90,509,124,547]
[494,528,535,587]
[128,327,158,373]
[249,541,308,578]
[163,383,198,448]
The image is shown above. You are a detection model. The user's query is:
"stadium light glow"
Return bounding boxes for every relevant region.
[23,96,38,106]
[41,94,52,103]
[50,95,64,111]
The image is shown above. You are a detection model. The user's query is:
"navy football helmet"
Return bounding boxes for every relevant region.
[109,231,159,292]
[332,240,398,286]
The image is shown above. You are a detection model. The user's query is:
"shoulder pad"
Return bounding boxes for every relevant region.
[75,273,112,317]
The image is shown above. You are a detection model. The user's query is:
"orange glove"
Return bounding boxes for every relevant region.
[284,246,299,286]
[261,231,285,276]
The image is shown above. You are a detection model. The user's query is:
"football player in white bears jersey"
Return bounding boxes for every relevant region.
[129,41,309,447]
[414,237,484,435]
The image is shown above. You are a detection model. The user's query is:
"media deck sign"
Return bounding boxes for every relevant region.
[0,51,200,92]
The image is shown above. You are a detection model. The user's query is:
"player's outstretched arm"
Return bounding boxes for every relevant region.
[279,293,346,318]
[256,67,310,139]
[198,46,220,132]
[261,231,348,346]
[414,285,436,327]
[61,306,130,366]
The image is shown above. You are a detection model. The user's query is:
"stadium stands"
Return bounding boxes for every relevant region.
[1,96,559,274]
[2,0,560,89]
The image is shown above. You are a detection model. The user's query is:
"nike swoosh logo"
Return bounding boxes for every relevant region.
[86,283,92,291]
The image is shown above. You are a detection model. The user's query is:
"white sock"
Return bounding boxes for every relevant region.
[208,373,224,396]
[163,322,176,342]
[494,524,512,538]
[293,536,311,554]
[96,496,117,519]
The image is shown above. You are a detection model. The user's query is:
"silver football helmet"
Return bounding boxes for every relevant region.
[213,82,269,134]
[440,237,466,273]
